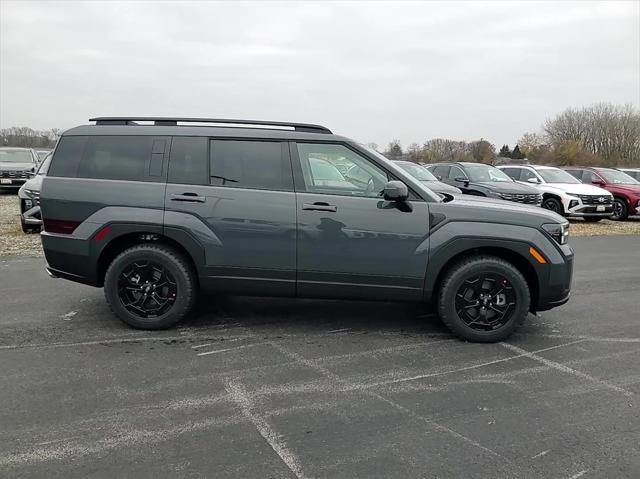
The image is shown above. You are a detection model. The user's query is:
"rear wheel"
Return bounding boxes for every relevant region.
[437,256,530,342]
[611,198,628,221]
[542,197,563,215]
[104,244,196,329]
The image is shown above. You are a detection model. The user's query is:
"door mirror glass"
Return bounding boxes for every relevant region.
[383,180,408,201]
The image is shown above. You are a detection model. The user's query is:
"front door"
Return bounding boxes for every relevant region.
[292,142,431,301]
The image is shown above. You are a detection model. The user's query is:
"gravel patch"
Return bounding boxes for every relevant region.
[0,192,637,257]
[0,192,43,257]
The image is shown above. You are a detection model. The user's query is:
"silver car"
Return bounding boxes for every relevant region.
[18,153,51,233]
[0,147,39,191]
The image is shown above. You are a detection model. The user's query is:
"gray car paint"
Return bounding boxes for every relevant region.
[40,122,573,312]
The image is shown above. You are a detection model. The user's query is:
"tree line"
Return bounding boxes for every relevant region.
[1,127,61,148]
[381,103,639,167]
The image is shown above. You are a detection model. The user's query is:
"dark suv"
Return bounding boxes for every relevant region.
[40,117,574,342]
[425,162,543,206]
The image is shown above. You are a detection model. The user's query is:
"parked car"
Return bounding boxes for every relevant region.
[40,116,574,342]
[393,160,462,196]
[617,168,640,182]
[425,162,542,206]
[498,164,613,222]
[17,152,51,233]
[36,149,52,161]
[0,147,39,191]
[307,157,358,190]
[563,167,640,220]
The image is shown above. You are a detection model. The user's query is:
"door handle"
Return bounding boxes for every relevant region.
[302,202,337,212]
[171,192,206,203]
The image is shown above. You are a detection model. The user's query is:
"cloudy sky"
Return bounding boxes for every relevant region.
[1,1,638,148]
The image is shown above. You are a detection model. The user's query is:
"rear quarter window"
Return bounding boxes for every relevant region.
[48,136,88,177]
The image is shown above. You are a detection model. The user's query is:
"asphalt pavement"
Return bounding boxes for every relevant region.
[0,235,639,478]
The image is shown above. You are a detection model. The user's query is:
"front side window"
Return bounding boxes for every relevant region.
[501,168,521,180]
[536,168,581,184]
[519,168,539,183]
[582,170,603,184]
[296,143,388,197]
[465,164,513,182]
[431,165,450,179]
[448,166,467,180]
[598,168,639,185]
[209,140,292,191]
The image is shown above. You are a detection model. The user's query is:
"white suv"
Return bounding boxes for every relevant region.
[498,165,614,222]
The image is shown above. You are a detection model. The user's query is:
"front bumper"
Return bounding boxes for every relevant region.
[19,196,42,225]
[536,243,574,312]
[0,178,28,188]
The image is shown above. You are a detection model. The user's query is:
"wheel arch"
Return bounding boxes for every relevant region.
[427,245,540,313]
[96,230,201,288]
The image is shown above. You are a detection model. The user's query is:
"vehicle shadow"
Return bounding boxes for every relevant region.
[188,296,452,338]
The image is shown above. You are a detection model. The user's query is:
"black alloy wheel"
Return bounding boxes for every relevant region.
[454,273,516,331]
[542,197,562,215]
[118,260,177,318]
[611,199,628,221]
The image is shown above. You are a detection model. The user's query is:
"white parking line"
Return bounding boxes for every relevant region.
[226,379,310,479]
[501,343,633,396]
[196,342,266,357]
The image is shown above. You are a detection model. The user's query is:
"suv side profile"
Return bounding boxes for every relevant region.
[40,117,574,343]
[563,167,640,220]
[498,164,613,222]
[425,162,543,206]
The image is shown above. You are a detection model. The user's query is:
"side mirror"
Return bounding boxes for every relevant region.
[592,179,605,186]
[454,177,469,186]
[436,175,443,181]
[527,177,540,184]
[383,180,408,202]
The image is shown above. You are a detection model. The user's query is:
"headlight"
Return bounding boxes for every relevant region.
[542,222,569,245]
[565,193,580,198]
[24,188,38,197]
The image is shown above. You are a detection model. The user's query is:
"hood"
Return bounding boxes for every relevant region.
[21,174,44,191]
[439,194,565,228]
[0,161,34,171]
[543,183,612,196]
[470,180,538,194]
[421,180,462,195]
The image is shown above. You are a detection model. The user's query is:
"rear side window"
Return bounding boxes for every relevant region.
[168,137,208,185]
[209,140,292,191]
[48,136,88,177]
[77,136,153,181]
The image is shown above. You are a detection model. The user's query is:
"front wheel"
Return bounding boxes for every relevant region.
[104,244,197,329]
[542,197,563,215]
[611,199,628,221]
[437,256,530,342]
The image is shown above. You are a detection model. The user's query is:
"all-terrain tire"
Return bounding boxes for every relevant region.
[437,255,530,342]
[104,244,197,329]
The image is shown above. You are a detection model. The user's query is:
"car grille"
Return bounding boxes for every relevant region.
[0,170,31,178]
[579,195,612,205]
[500,193,542,205]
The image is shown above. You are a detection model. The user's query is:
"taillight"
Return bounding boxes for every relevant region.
[43,219,81,234]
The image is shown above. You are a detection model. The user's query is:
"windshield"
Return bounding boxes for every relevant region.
[36,154,52,176]
[599,169,639,185]
[537,168,581,184]
[309,157,345,181]
[0,149,33,163]
[465,164,513,182]
[396,162,438,181]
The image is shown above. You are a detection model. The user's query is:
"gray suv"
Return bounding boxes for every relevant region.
[40,117,574,342]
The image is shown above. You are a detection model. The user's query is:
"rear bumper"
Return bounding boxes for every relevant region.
[41,232,99,287]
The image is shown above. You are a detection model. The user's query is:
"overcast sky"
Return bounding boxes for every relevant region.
[1,0,638,148]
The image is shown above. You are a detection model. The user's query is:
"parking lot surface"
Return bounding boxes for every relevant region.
[1,235,639,478]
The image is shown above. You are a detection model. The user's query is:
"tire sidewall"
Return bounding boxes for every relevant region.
[439,260,530,342]
[542,198,562,214]
[105,247,192,329]
[611,199,627,221]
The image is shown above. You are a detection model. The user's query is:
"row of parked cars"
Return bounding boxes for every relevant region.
[393,160,640,222]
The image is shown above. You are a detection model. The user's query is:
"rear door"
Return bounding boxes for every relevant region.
[292,142,431,301]
[164,136,296,295]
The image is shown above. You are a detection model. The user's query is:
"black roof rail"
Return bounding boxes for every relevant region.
[89,117,332,134]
